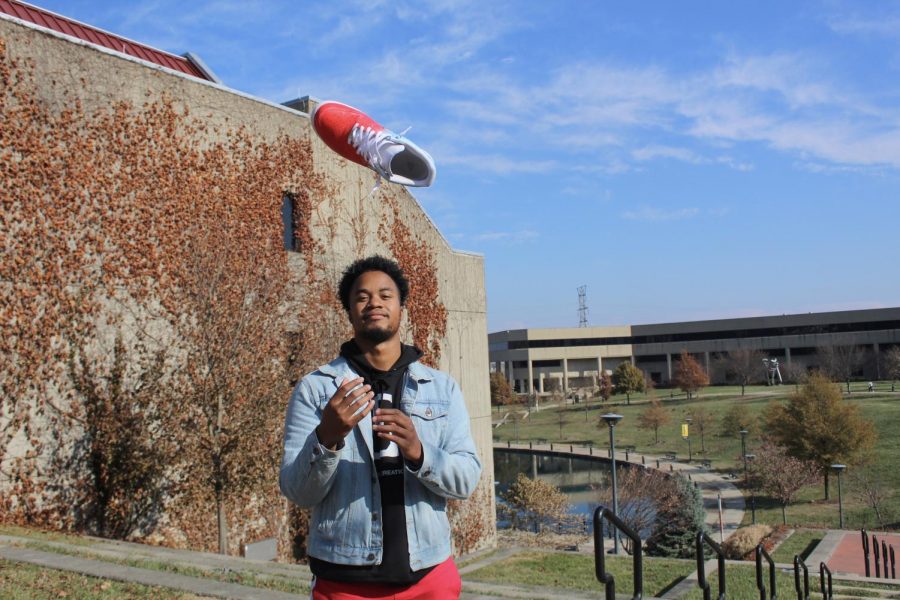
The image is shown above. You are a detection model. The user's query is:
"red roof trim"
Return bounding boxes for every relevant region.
[0,0,211,81]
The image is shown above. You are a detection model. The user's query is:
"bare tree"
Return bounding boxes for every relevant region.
[749,441,820,524]
[596,467,679,551]
[851,467,894,528]
[717,349,765,395]
[780,361,808,391]
[883,346,900,392]
[817,345,865,394]
[165,226,292,555]
[638,399,670,444]
[687,407,714,453]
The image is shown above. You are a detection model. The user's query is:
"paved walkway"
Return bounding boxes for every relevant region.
[495,441,746,541]
[807,528,900,579]
[0,535,601,599]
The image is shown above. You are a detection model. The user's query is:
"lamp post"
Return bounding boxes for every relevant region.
[739,429,749,481]
[745,453,756,524]
[832,464,846,528]
[684,417,693,462]
[601,413,623,554]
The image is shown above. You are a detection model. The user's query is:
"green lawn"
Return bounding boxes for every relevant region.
[493,384,900,531]
[0,525,311,596]
[679,563,802,600]
[0,558,210,599]
[465,550,695,597]
[770,529,824,563]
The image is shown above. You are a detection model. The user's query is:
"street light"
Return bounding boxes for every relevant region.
[601,413,623,554]
[832,464,847,528]
[684,417,693,462]
[739,429,749,481]
[745,453,756,524]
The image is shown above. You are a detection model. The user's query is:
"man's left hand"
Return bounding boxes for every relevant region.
[372,409,423,466]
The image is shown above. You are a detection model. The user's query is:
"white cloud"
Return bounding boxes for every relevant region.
[620,206,699,221]
[471,229,539,243]
[828,15,900,38]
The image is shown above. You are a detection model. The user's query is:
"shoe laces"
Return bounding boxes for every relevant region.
[348,124,399,180]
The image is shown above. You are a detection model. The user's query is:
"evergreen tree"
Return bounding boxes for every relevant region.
[645,474,706,558]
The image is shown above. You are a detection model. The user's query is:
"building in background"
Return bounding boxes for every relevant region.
[490,307,900,393]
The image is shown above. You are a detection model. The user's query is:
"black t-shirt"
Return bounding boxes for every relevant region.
[309,341,435,585]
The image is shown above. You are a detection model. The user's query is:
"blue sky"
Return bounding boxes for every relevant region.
[35,0,900,331]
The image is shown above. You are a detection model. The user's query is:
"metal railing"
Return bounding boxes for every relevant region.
[593,505,643,600]
[820,562,833,599]
[755,544,776,600]
[862,529,871,577]
[794,554,810,600]
[695,531,726,600]
[861,529,897,580]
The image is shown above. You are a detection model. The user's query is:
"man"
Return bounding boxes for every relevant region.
[280,255,482,600]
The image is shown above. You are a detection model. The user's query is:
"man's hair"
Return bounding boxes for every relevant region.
[338,255,409,312]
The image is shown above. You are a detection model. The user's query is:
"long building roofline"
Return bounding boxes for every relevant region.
[490,306,900,337]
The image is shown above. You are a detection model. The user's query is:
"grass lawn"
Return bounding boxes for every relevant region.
[492,383,900,531]
[770,529,824,563]
[0,525,311,596]
[678,563,800,600]
[465,550,695,597]
[0,558,211,599]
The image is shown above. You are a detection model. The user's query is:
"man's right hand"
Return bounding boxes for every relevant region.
[316,377,375,449]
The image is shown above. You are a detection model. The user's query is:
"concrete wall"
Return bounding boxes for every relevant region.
[1,13,494,549]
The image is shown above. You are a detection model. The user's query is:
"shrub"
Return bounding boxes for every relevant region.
[722,524,773,560]
[644,474,706,558]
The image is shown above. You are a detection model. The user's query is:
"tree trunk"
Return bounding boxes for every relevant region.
[824,470,830,501]
[782,504,787,525]
[217,490,228,555]
[741,383,745,396]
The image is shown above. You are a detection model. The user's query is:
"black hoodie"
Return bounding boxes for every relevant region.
[309,340,433,585]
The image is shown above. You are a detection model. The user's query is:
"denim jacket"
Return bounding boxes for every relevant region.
[279,356,482,571]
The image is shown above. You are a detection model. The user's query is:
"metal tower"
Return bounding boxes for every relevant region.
[578,285,588,327]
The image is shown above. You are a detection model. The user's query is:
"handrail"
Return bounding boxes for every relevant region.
[794,554,810,600]
[819,562,833,600]
[755,544,776,600]
[593,505,643,600]
[695,531,726,600]
[874,535,881,578]
[861,529,870,577]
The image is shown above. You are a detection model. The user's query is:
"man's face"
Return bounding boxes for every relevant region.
[348,270,402,344]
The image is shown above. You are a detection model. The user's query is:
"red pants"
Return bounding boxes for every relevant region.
[311,557,461,600]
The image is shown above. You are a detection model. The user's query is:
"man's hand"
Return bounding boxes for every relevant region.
[372,408,423,466]
[316,377,374,449]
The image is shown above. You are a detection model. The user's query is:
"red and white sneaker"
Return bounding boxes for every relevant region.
[311,101,436,187]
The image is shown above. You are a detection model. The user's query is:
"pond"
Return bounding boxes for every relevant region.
[493,449,614,531]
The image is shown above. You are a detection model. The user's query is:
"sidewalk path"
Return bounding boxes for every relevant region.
[807,529,900,578]
[495,442,745,540]
[0,544,302,600]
